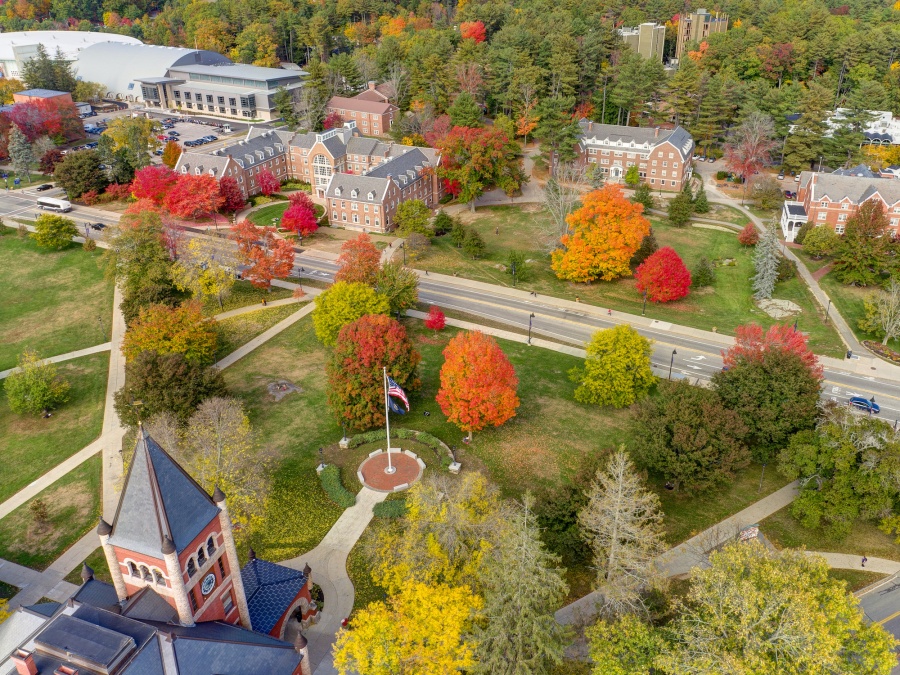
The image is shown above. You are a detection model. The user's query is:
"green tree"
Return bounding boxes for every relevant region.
[5,350,70,415]
[832,200,894,286]
[570,325,655,408]
[393,199,432,236]
[623,165,640,188]
[802,225,839,258]
[586,614,662,675]
[72,80,106,102]
[8,125,35,181]
[579,448,666,617]
[273,86,298,127]
[312,281,390,346]
[463,228,486,259]
[858,278,900,345]
[779,409,900,538]
[752,224,781,300]
[114,350,228,427]
[666,190,692,227]
[658,542,898,675]
[693,183,709,213]
[667,57,702,129]
[31,213,77,250]
[474,495,572,674]
[102,116,162,171]
[53,150,108,198]
[632,380,749,493]
[630,229,658,268]
[534,96,581,171]
[448,92,482,128]
[375,261,419,315]
[506,250,527,284]
[631,183,654,212]
[783,83,830,175]
[692,257,716,287]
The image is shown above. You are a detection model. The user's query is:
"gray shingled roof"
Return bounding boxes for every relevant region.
[35,614,137,669]
[803,171,900,205]
[73,579,121,611]
[325,174,389,201]
[241,559,308,635]
[218,131,287,168]
[346,136,383,156]
[108,429,220,558]
[174,151,231,177]
[121,638,166,675]
[172,635,301,674]
[577,119,694,159]
[832,163,879,178]
[23,602,61,618]
[122,587,178,624]
[366,147,432,186]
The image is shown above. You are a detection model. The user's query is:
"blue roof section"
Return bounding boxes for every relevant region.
[173,635,301,674]
[241,559,307,635]
[141,618,292,646]
[108,428,220,557]
[74,579,121,610]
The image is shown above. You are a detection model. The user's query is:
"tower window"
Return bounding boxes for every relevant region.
[207,536,216,556]
[189,589,198,612]
[129,562,138,576]
[187,558,197,577]
[223,592,234,614]
[198,547,206,566]
[218,557,226,579]
[153,569,165,585]
[140,565,152,581]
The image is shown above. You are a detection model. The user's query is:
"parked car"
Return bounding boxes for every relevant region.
[777,172,785,180]
[168,131,180,136]
[849,396,880,414]
[89,222,106,231]
[154,149,164,156]
[157,134,169,141]
[707,157,716,163]
[85,142,98,149]
[784,190,794,199]
[202,135,218,142]
[35,183,53,191]
[794,175,801,182]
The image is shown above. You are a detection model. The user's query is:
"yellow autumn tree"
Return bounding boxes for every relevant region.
[171,238,237,311]
[333,581,481,675]
[551,184,651,283]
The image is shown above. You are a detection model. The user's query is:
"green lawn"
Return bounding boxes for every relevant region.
[828,569,887,593]
[346,528,387,613]
[248,202,325,228]
[414,206,844,357]
[790,247,833,274]
[214,304,304,359]
[201,280,293,316]
[701,203,753,226]
[0,580,17,600]
[0,232,113,370]
[0,455,101,570]
[817,274,900,351]
[64,546,112,586]
[0,352,108,502]
[761,505,900,562]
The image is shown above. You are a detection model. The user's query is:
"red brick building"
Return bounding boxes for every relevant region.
[780,171,900,242]
[575,119,695,191]
[326,82,398,136]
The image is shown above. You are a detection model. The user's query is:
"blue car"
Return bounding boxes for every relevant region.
[849,396,880,414]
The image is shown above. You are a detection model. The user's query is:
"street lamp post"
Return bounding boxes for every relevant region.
[668,349,677,380]
[825,298,831,324]
[642,291,647,316]
[511,261,516,287]
[528,312,535,345]
[401,243,406,265]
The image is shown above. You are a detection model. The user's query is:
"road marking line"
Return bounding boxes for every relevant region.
[877,609,900,625]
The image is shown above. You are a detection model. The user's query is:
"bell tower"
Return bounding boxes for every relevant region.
[98,427,251,628]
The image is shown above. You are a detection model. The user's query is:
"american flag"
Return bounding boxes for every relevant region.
[387,377,409,411]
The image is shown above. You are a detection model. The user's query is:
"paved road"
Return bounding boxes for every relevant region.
[858,574,900,673]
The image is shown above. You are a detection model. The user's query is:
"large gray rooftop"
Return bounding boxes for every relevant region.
[802,171,900,205]
[577,119,694,159]
[170,62,306,83]
[35,614,136,670]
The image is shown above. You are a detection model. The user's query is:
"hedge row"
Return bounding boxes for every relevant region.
[347,428,446,454]
[318,465,356,508]
[373,498,408,518]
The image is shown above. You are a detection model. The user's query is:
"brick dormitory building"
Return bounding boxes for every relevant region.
[575,119,695,191]
[175,121,443,233]
[0,429,319,675]
[780,171,900,242]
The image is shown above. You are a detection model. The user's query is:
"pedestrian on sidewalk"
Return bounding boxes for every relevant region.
[608,308,612,316]
[862,556,868,568]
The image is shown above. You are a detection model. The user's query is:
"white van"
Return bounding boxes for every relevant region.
[37,197,72,213]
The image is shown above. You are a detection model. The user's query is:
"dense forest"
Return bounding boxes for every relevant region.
[5,0,900,168]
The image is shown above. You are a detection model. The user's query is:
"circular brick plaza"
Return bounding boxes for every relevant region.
[358,449,424,492]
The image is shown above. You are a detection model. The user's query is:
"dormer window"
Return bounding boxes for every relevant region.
[368,191,374,201]
[351,188,359,197]
[335,187,342,196]
[181,166,188,174]
[195,168,201,175]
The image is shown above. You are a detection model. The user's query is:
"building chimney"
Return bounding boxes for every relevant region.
[655,127,660,138]
[12,650,38,675]
[588,121,593,132]
[368,81,376,91]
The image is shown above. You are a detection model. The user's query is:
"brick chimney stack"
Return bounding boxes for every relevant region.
[12,650,38,675]
[368,81,376,90]
[655,127,660,138]
[588,121,593,131]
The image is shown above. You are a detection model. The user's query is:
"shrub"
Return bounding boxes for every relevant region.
[318,464,356,508]
[433,211,454,236]
[716,170,728,180]
[374,498,408,518]
[793,222,814,245]
[81,189,99,206]
[693,257,716,287]
[738,223,759,246]
[777,256,797,281]
[83,238,97,252]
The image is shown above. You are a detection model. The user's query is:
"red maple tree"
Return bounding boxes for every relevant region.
[738,223,759,246]
[424,306,446,333]
[635,246,692,303]
[230,219,260,258]
[123,198,164,219]
[436,331,520,440]
[164,174,224,220]
[460,20,487,43]
[218,176,246,213]
[281,191,319,236]
[6,98,83,142]
[323,111,343,130]
[258,168,280,196]
[335,233,381,285]
[723,323,823,380]
[327,314,421,429]
[132,165,178,205]
[230,220,295,289]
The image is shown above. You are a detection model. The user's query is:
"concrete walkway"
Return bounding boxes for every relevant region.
[280,487,388,675]
[213,296,304,321]
[555,480,801,626]
[0,342,112,380]
[806,552,900,575]
[214,301,316,370]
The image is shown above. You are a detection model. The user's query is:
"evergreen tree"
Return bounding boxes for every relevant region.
[8,125,35,181]
[667,57,702,129]
[448,92,482,128]
[630,228,658,268]
[20,44,56,91]
[273,87,298,127]
[631,183,655,212]
[783,83,830,175]
[692,257,716,287]
[694,75,731,153]
[693,183,710,213]
[667,191,692,227]
[51,47,77,92]
[752,224,780,300]
[534,96,581,171]
[473,495,572,674]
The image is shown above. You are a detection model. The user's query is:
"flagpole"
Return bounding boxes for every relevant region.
[383,366,395,475]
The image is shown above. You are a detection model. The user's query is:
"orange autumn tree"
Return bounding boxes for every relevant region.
[436,331,520,441]
[335,233,382,286]
[551,184,651,283]
[122,301,218,366]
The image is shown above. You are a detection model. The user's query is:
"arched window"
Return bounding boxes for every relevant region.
[197,546,206,566]
[187,558,197,577]
[313,154,331,187]
[128,562,138,576]
[153,569,165,585]
[140,565,152,581]
[207,536,216,556]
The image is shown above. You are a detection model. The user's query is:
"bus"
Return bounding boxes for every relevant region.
[37,197,72,213]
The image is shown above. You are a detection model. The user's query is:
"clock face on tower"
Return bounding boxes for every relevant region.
[201,573,216,596]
